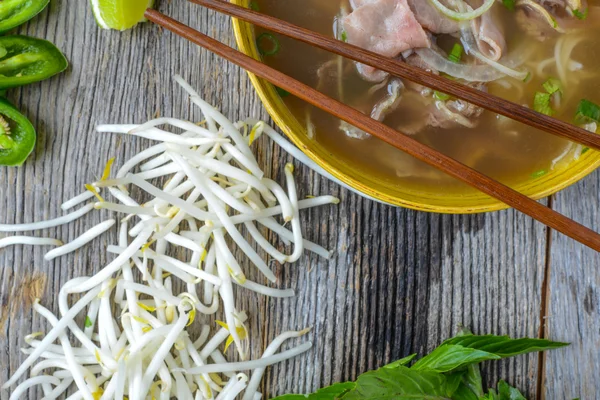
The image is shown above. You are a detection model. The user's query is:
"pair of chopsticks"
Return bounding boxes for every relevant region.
[144,1,600,252]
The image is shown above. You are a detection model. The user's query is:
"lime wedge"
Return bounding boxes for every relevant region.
[91,0,154,31]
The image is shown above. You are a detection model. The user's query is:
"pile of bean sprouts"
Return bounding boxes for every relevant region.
[1,75,341,400]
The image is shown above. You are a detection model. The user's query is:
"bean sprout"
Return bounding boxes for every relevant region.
[0,236,62,249]
[44,219,116,261]
[3,76,337,399]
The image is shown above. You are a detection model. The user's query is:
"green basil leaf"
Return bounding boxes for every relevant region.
[448,364,484,400]
[497,380,526,400]
[411,344,500,373]
[463,364,484,396]
[442,334,569,357]
[342,365,453,400]
[444,371,466,395]
[450,383,480,400]
[271,382,356,400]
[481,389,499,400]
[383,354,417,369]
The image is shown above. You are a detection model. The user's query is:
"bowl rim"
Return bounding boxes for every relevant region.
[231,4,600,214]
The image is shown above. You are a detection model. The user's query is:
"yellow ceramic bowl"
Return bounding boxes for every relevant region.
[232,0,600,213]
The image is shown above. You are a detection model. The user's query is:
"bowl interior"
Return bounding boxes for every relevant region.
[231,0,600,213]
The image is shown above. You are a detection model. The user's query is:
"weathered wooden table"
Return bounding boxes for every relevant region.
[1,1,598,399]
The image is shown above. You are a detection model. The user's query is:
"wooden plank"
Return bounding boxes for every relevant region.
[545,174,600,400]
[259,199,548,398]
[0,1,547,399]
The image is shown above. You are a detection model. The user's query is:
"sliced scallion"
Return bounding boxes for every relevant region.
[531,170,547,178]
[434,91,451,101]
[534,92,553,116]
[256,33,280,56]
[275,86,290,98]
[502,0,516,11]
[448,43,463,64]
[574,99,600,124]
[542,78,562,95]
[573,8,588,20]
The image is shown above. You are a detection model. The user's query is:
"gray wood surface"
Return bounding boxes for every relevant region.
[545,179,600,400]
[0,0,594,399]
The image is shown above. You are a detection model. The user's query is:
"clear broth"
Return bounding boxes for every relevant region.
[254,0,600,194]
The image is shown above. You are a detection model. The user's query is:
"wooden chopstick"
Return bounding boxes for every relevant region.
[189,0,600,151]
[143,8,600,252]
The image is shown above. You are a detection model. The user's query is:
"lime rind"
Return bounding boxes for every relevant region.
[90,0,154,31]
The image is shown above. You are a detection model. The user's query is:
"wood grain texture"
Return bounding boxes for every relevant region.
[545,173,600,400]
[0,0,550,399]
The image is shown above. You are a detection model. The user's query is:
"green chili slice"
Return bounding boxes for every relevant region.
[0,0,50,34]
[0,35,68,89]
[257,33,280,56]
[0,97,35,166]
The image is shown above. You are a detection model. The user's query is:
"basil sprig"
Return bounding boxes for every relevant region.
[273,330,567,400]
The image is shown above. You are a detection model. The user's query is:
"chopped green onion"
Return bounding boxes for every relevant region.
[574,99,600,124]
[542,78,562,95]
[502,0,516,11]
[534,92,553,116]
[582,147,590,154]
[448,43,463,63]
[85,316,93,328]
[531,170,547,178]
[573,8,588,20]
[340,30,348,42]
[275,86,290,98]
[256,33,280,56]
[434,91,451,101]
[249,1,260,11]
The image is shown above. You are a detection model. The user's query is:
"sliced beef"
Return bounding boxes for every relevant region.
[515,2,561,41]
[340,79,405,140]
[404,52,438,96]
[516,0,589,40]
[406,0,460,34]
[534,0,586,17]
[429,83,487,129]
[342,0,430,82]
[400,52,487,133]
[446,83,487,120]
[470,3,506,61]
